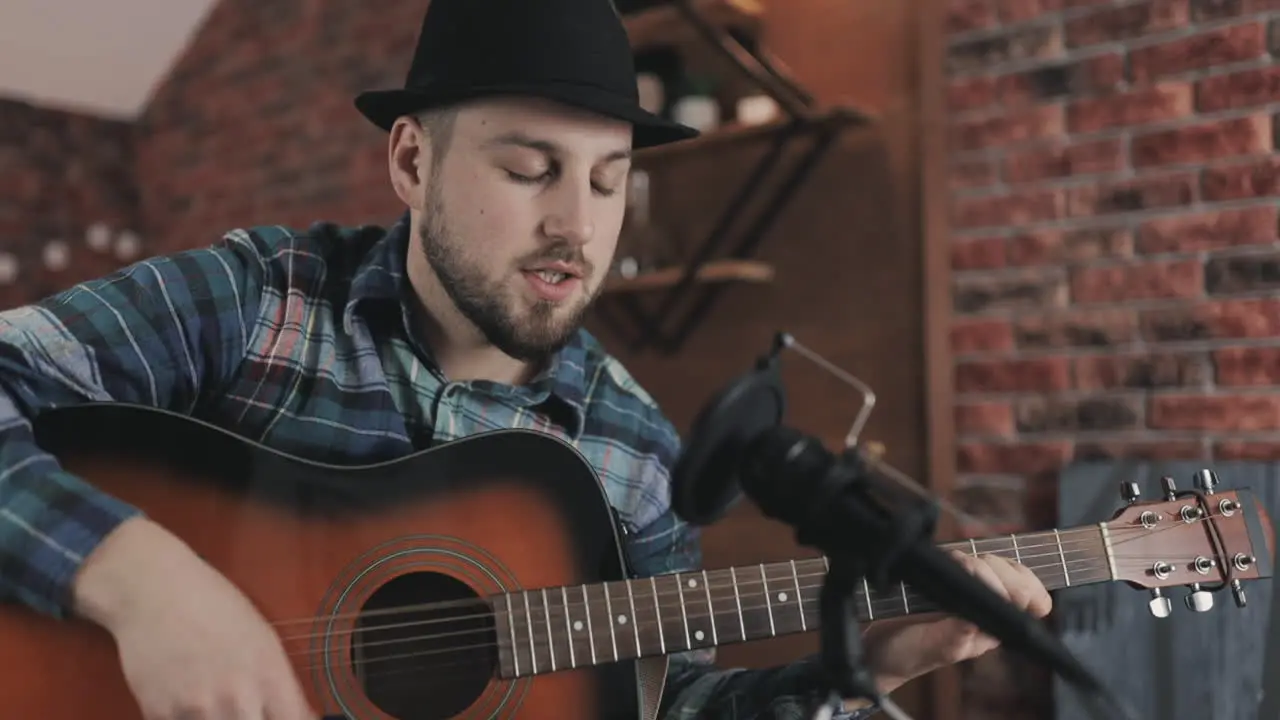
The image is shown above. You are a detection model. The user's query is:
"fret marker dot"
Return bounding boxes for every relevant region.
[617,614,627,625]
[573,621,583,632]
[694,630,704,641]
[688,578,698,588]
[778,592,788,602]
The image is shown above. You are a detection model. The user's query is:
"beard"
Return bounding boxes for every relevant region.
[417,186,600,363]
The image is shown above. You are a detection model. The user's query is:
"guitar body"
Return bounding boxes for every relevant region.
[6,403,650,720]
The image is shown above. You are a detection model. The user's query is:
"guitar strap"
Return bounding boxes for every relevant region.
[636,656,669,720]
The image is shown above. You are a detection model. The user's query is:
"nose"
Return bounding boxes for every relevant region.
[541,179,595,247]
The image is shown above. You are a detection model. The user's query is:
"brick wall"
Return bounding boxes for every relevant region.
[0,97,144,308]
[133,0,431,247]
[945,0,1280,717]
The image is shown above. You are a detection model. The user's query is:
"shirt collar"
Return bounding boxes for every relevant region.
[341,212,588,438]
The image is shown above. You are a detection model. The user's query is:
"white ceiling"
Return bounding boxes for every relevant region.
[0,0,218,118]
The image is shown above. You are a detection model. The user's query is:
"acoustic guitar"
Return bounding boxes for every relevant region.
[2,403,1273,719]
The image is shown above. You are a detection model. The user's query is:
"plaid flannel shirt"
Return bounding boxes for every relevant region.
[0,212,876,720]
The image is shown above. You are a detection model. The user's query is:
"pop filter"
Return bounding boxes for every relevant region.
[671,350,786,526]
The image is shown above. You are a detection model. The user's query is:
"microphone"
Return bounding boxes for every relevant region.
[671,337,1135,720]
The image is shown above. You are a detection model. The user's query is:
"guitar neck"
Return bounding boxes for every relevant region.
[494,523,1113,677]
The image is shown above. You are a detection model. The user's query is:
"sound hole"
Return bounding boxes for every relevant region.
[352,572,496,719]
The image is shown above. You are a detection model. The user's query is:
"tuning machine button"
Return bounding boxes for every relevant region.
[1148,588,1172,618]
[1120,481,1141,505]
[1194,469,1219,495]
[1231,579,1248,608]
[1161,476,1178,500]
[1185,583,1214,612]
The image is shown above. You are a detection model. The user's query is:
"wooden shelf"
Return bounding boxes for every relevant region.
[603,259,774,294]
[624,0,764,53]
[634,105,871,162]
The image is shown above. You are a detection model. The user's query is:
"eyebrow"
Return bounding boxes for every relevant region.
[483,131,631,163]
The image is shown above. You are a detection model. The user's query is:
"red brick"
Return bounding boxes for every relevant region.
[1076,439,1206,460]
[954,189,1064,229]
[952,105,1065,151]
[949,0,1000,33]
[1014,308,1137,347]
[1065,173,1196,217]
[956,441,1074,474]
[1070,259,1203,303]
[1149,393,1280,431]
[948,25,1064,73]
[955,357,1072,392]
[1132,115,1272,168]
[1214,346,1280,386]
[1215,441,1280,461]
[1002,138,1124,182]
[996,53,1128,106]
[1067,83,1193,134]
[1075,352,1207,389]
[1016,395,1142,432]
[951,155,1001,189]
[954,268,1068,312]
[956,402,1016,435]
[1131,22,1268,83]
[952,318,1016,354]
[1140,298,1280,341]
[1137,205,1278,252]
[1203,156,1280,201]
[952,237,1008,270]
[949,76,999,113]
[1197,67,1280,113]
[1206,252,1280,294]
[1192,0,1280,21]
[1065,0,1190,48]
[1007,227,1132,265]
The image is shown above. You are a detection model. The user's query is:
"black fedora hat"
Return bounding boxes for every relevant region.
[354,0,700,149]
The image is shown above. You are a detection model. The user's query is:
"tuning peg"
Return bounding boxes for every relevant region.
[1148,588,1172,618]
[1185,583,1214,612]
[1161,476,1178,500]
[1231,579,1248,608]
[1194,469,1219,495]
[1120,481,1141,505]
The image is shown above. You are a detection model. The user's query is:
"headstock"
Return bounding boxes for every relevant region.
[1105,469,1274,618]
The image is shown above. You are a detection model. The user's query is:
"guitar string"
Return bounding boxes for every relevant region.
[272,521,1231,663]
[267,511,1231,638]
[272,530,1107,640]
[266,526,1108,630]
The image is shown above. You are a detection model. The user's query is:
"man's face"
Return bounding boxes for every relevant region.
[414,97,632,361]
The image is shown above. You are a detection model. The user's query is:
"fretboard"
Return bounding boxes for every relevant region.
[492,523,1114,677]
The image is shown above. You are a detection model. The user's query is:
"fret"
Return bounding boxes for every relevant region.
[539,589,556,672]
[729,567,746,642]
[624,580,642,658]
[580,585,598,664]
[560,586,577,669]
[506,594,522,677]
[700,571,719,646]
[1054,529,1071,586]
[673,572,692,649]
[522,590,539,674]
[759,564,776,637]
[900,582,910,613]
[761,562,804,635]
[789,560,806,632]
[601,582,620,661]
[649,575,667,654]
[1010,534,1021,563]
[969,538,978,556]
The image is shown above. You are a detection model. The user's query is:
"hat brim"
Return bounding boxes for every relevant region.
[354,82,700,149]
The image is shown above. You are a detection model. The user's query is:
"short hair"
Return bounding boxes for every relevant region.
[414,107,458,174]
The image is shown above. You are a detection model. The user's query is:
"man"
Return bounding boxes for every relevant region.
[0,0,1051,718]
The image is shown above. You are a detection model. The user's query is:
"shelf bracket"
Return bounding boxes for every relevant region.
[602,116,845,353]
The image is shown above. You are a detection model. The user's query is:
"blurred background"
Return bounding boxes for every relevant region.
[2,0,1278,718]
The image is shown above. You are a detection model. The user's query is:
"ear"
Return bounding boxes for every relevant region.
[388,116,431,210]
